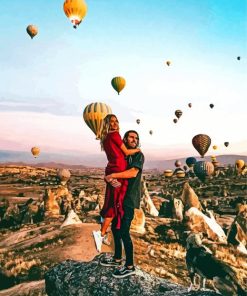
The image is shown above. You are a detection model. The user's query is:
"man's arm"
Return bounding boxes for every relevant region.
[105,167,139,182]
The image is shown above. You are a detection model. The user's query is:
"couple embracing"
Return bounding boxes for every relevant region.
[93,114,144,278]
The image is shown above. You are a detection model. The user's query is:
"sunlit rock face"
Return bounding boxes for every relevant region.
[180,182,203,211]
[227,205,247,255]
[130,208,146,234]
[185,207,227,243]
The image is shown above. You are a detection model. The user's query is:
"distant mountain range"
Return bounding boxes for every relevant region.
[0,150,246,170]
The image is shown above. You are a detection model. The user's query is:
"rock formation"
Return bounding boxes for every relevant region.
[45,258,219,296]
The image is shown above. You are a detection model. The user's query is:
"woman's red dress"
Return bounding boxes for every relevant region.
[100,131,128,229]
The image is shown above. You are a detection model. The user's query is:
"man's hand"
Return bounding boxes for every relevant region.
[104,175,121,188]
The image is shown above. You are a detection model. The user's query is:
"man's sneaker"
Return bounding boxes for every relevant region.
[112,265,136,278]
[93,230,102,252]
[100,256,122,267]
[102,234,111,246]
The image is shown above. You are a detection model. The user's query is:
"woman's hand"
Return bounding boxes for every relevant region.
[104,175,121,187]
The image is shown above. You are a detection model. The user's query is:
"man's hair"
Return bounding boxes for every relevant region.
[123,130,140,148]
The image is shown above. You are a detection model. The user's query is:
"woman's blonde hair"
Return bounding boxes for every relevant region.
[100,114,118,151]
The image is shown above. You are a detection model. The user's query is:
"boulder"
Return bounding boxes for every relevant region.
[185,207,227,243]
[60,210,82,228]
[44,258,219,296]
[180,182,202,211]
[227,205,247,255]
[142,181,159,216]
[130,208,146,234]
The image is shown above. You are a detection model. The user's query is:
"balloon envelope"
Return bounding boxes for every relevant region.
[224,142,229,147]
[83,102,112,139]
[212,145,217,150]
[175,110,182,119]
[166,61,171,66]
[209,104,214,109]
[31,147,40,158]
[173,118,177,124]
[136,119,140,124]
[186,157,197,168]
[188,103,192,108]
[192,134,211,158]
[57,169,71,185]
[194,161,214,182]
[63,0,87,28]
[175,160,182,167]
[111,76,126,95]
[26,25,38,39]
[149,130,153,135]
[235,159,245,169]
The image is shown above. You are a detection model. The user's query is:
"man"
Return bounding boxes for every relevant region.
[100,130,145,278]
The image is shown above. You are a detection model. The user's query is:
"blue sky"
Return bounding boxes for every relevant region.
[0,0,246,162]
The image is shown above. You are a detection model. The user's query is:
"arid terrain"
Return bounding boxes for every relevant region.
[0,164,246,295]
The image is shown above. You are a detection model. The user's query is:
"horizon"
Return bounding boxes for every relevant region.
[0,0,246,159]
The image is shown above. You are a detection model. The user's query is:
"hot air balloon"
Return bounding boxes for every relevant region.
[136,119,140,124]
[211,155,217,162]
[192,134,211,158]
[26,25,38,39]
[235,159,245,170]
[209,104,214,109]
[212,145,217,150]
[237,56,241,61]
[149,130,153,135]
[224,142,229,147]
[186,157,197,168]
[83,102,112,139]
[57,168,71,185]
[194,161,214,182]
[183,165,188,171]
[188,103,192,108]
[111,76,126,95]
[31,147,40,158]
[175,160,182,167]
[176,171,185,178]
[164,170,173,177]
[166,60,171,66]
[63,0,87,29]
[173,119,177,124]
[175,110,182,119]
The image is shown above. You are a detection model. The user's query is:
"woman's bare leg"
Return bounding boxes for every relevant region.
[101,217,113,236]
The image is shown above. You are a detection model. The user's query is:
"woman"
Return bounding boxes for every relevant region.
[93,114,140,252]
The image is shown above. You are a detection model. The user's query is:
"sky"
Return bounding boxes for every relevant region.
[0,0,246,164]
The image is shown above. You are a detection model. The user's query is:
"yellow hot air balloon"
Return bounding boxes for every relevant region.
[83,102,112,139]
[111,76,126,95]
[31,147,40,158]
[63,0,87,29]
[212,145,217,150]
[26,25,38,39]
[235,159,245,170]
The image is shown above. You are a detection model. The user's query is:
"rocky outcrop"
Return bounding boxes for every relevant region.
[185,207,227,243]
[130,208,146,234]
[180,182,203,211]
[45,258,219,296]
[142,181,159,216]
[227,205,247,254]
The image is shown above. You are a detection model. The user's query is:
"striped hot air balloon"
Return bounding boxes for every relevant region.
[194,161,214,182]
[31,147,40,158]
[192,134,211,158]
[83,102,112,139]
[111,76,126,95]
